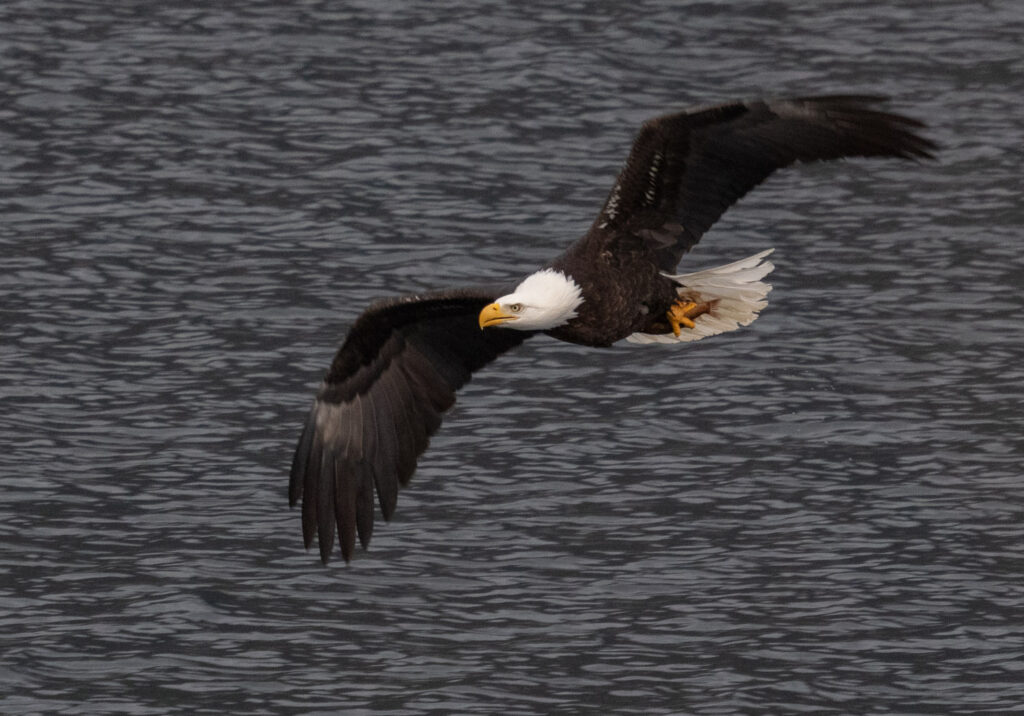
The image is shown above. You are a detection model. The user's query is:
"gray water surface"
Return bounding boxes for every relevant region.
[3,1,1023,714]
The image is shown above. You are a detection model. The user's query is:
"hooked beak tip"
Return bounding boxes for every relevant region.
[479,302,513,329]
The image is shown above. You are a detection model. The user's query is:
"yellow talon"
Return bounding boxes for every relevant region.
[667,299,712,336]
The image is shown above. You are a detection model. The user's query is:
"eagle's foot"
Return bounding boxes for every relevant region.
[667,299,712,336]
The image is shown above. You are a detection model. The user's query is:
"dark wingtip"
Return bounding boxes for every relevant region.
[289,409,316,507]
[800,94,939,161]
[904,132,940,162]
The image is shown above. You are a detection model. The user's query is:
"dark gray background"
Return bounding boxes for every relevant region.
[2,0,1022,714]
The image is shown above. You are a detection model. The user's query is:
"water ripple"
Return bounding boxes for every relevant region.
[3,0,1023,714]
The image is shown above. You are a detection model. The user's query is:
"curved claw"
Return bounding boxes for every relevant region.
[667,299,713,336]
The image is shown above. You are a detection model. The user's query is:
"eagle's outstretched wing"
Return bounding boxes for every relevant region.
[586,95,937,271]
[290,289,532,563]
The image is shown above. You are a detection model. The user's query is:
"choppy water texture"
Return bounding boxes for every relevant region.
[3,1,1023,714]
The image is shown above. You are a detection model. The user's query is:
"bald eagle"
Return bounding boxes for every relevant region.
[290,95,935,563]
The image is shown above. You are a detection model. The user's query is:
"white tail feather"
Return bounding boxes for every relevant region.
[627,249,775,345]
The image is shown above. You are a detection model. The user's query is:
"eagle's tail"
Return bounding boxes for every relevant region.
[627,249,775,344]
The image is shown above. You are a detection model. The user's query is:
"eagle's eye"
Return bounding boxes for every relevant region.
[509,303,523,313]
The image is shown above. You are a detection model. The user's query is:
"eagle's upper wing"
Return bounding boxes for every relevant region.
[588,95,937,271]
[290,288,531,563]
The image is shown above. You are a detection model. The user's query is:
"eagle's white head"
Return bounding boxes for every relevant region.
[478,269,584,331]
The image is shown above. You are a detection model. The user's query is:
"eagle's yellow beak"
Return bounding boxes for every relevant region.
[479,302,517,329]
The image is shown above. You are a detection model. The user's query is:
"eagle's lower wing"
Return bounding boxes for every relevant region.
[590,95,937,271]
[290,288,531,563]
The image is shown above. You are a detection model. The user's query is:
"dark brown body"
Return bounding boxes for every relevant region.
[547,233,679,346]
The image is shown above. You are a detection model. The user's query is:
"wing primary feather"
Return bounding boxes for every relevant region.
[368,385,400,521]
[354,394,383,526]
[340,395,364,462]
[301,434,323,550]
[289,408,315,507]
[317,449,337,564]
[335,458,358,562]
[355,463,375,550]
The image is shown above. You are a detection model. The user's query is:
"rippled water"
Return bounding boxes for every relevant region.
[3,1,1023,713]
